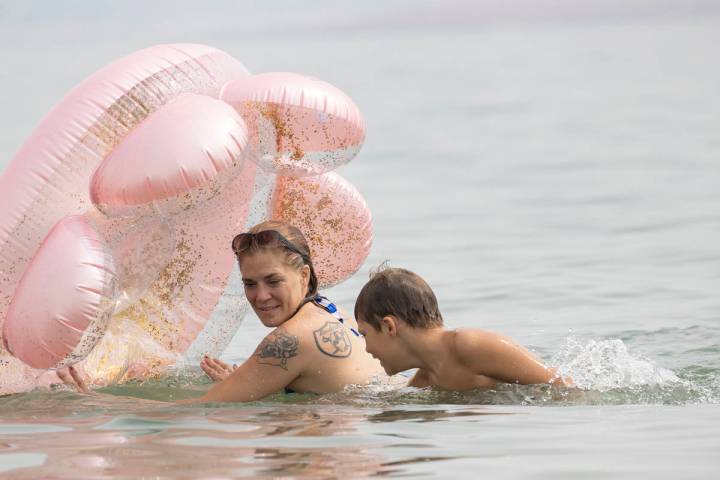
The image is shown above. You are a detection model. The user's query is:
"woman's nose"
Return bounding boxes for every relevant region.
[255,284,272,301]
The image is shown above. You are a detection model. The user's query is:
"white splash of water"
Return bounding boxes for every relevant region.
[551,336,679,391]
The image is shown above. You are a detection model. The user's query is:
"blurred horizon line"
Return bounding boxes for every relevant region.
[1,0,719,40]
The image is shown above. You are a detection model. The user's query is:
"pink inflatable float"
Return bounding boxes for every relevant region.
[0,44,372,394]
[271,172,373,288]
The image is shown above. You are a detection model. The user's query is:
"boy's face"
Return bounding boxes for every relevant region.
[357,316,404,375]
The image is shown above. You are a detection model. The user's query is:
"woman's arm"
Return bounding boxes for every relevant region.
[455,330,567,386]
[56,326,311,403]
[194,326,309,403]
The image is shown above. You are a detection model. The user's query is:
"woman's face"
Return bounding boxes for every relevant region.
[238,249,310,327]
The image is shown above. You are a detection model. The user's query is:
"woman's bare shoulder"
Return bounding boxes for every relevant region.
[283,302,355,359]
[284,302,332,331]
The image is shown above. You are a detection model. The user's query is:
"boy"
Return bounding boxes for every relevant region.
[354,267,569,389]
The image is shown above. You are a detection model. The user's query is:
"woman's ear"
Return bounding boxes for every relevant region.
[300,264,311,286]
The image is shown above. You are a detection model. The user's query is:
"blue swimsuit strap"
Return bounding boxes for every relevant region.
[312,295,361,337]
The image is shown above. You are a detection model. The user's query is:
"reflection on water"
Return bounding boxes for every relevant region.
[0,397,491,479]
[3,391,719,479]
[367,408,508,423]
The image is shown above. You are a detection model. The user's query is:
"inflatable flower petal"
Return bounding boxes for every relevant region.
[271,172,372,288]
[222,73,365,177]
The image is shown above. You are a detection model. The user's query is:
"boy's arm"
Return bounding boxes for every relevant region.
[456,330,564,386]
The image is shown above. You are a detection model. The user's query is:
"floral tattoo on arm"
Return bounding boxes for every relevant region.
[255,329,300,370]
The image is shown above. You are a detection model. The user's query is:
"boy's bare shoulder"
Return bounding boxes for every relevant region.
[452,329,505,362]
[452,328,497,345]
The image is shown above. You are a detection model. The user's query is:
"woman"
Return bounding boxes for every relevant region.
[59,220,384,402]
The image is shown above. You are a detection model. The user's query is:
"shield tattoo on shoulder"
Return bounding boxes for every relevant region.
[313,321,352,358]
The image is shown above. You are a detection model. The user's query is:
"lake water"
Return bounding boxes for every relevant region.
[1,1,719,478]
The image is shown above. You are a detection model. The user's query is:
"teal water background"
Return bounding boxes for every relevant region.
[1,1,719,478]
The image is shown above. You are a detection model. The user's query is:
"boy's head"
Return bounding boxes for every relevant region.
[354,266,443,331]
[354,266,443,374]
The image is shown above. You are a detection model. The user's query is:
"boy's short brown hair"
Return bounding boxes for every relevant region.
[354,266,443,330]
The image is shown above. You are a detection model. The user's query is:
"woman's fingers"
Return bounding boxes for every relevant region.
[200,355,234,381]
[55,366,91,394]
[68,366,90,393]
[56,368,73,385]
[200,356,224,381]
[209,357,231,370]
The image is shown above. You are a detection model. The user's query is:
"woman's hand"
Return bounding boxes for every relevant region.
[200,355,237,382]
[55,365,92,394]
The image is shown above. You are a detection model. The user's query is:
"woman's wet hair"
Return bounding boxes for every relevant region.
[238,220,319,299]
[354,265,443,330]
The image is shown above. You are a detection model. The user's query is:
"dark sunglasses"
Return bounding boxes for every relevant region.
[231,230,309,262]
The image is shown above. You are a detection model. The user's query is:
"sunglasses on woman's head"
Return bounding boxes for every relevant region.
[231,230,308,262]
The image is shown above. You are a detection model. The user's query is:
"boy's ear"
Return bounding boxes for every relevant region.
[381,316,399,337]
